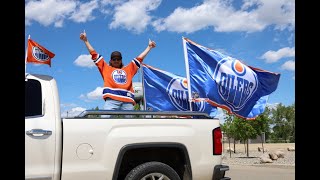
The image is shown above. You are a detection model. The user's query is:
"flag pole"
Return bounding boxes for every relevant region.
[182,37,193,111]
[25,35,30,80]
[141,64,146,111]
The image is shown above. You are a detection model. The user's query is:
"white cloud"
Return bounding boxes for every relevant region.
[214,108,227,124]
[79,87,103,102]
[69,0,99,23]
[101,0,124,6]
[152,0,294,33]
[260,47,295,63]
[87,87,104,100]
[99,0,125,15]
[25,0,77,27]
[54,19,64,28]
[289,33,295,42]
[109,0,161,34]
[61,107,86,118]
[60,103,77,108]
[25,0,294,34]
[281,60,295,71]
[74,54,96,68]
[266,102,279,110]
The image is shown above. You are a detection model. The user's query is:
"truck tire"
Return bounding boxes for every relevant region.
[124,161,181,180]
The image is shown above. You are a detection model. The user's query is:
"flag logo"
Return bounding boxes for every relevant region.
[112,69,127,84]
[31,46,50,61]
[26,38,55,67]
[183,37,280,119]
[167,77,205,111]
[142,63,216,115]
[213,57,258,111]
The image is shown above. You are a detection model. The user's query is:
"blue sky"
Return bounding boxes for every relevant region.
[25,0,295,120]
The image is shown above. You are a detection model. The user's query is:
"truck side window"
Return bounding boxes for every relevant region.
[25,79,42,117]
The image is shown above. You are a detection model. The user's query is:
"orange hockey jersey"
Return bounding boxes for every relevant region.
[90,50,141,104]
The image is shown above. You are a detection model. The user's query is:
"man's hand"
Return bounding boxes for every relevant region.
[148,39,156,48]
[80,30,95,53]
[80,30,87,41]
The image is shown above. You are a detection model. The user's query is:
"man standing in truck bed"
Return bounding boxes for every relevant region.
[80,31,156,111]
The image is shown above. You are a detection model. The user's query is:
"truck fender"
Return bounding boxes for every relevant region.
[112,142,192,180]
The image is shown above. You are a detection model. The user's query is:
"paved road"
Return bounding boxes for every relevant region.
[225,164,295,180]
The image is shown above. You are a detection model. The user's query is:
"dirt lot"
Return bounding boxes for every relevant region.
[223,143,295,180]
[222,142,295,167]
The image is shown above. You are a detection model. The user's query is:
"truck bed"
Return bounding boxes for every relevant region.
[60,110,222,180]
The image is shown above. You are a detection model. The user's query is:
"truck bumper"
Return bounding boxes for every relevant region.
[212,165,231,180]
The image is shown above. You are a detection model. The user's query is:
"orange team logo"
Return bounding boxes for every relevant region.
[27,39,55,67]
[182,78,188,88]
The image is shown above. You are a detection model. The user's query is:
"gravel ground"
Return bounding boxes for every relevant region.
[221,143,295,167]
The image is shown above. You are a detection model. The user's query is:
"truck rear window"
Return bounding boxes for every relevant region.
[25,79,42,117]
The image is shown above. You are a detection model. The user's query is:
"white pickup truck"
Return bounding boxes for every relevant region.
[25,73,230,180]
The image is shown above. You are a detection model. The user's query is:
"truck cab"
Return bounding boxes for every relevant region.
[25,74,62,180]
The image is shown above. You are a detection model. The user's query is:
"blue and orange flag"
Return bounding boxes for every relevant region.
[27,38,55,67]
[142,63,217,117]
[182,37,280,120]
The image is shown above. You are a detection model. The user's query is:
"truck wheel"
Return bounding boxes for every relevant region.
[124,161,181,180]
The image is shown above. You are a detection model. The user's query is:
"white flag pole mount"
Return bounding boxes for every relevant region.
[25,35,30,80]
[182,37,193,111]
[141,64,147,111]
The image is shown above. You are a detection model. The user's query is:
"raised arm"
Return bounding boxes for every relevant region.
[80,30,95,53]
[136,39,156,61]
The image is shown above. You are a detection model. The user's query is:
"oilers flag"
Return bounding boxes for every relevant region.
[142,64,217,118]
[27,38,55,67]
[183,37,280,120]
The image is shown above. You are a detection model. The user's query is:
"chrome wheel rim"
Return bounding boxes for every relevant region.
[141,173,170,180]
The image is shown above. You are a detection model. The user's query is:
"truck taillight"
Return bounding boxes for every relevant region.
[212,127,222,155]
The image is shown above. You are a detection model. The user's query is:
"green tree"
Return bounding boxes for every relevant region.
[287,103,295,142]
[221,114,234,157]
[232,116,256,157]
[248,107,271,153]
[134,103,140,110]
[270,103,295,143]
[224,112,239,153]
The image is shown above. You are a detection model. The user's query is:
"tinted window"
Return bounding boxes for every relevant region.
[25,79,42,117]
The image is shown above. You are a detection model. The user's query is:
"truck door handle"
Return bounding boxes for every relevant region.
[26,129,52,136]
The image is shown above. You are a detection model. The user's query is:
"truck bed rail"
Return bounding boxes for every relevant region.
[75,110,212,119]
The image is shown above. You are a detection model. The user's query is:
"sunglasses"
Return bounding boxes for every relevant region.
[111,57,122,61]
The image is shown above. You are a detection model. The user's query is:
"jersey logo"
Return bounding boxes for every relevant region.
[32,47,50,61]
[167,77,204,111]
[112,70,127,84]
[213,57,258,111]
